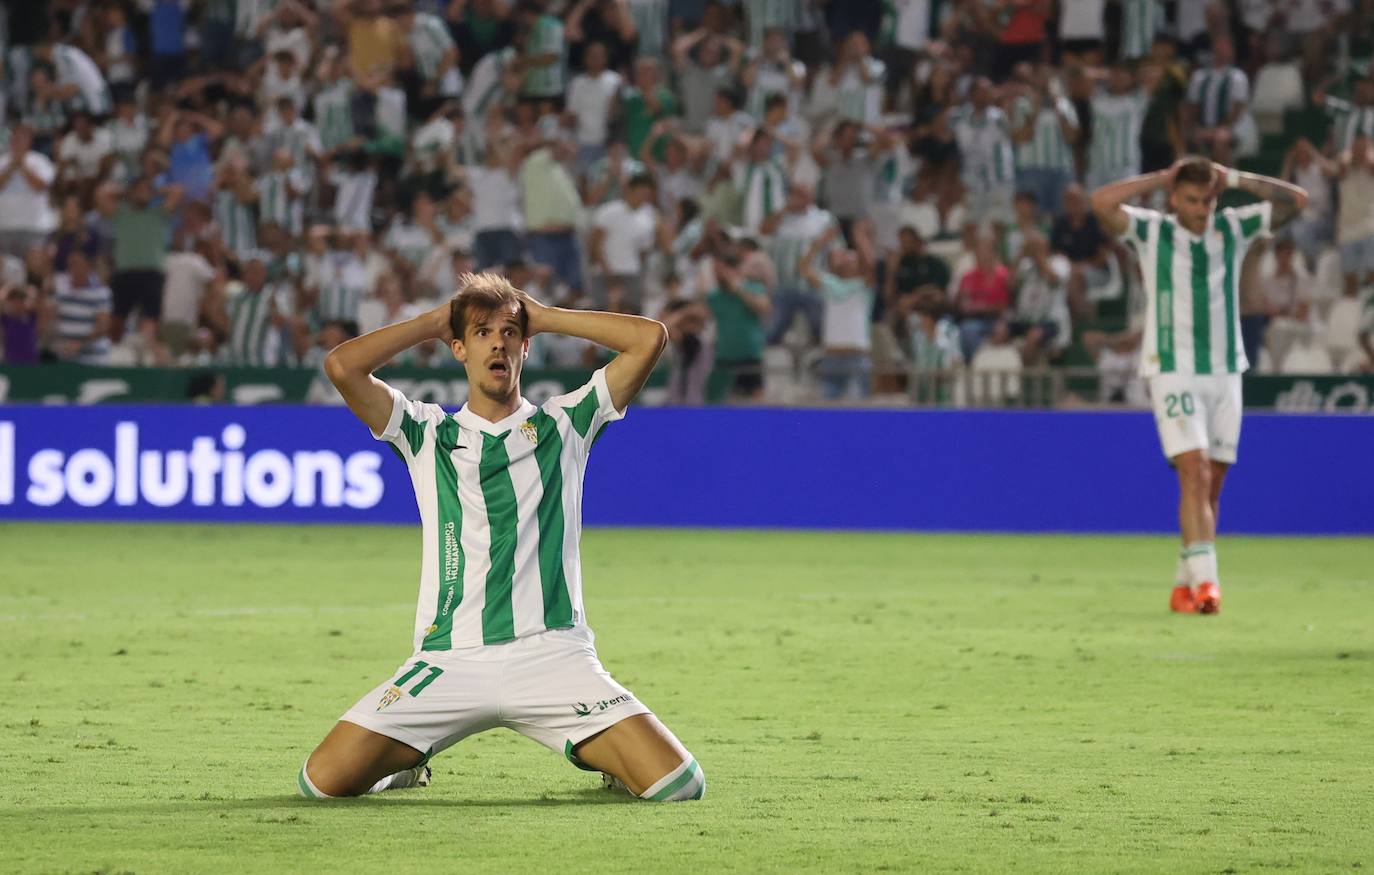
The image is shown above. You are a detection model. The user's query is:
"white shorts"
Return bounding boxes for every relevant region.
[340,626,652,767]
[1148,373,1243,464]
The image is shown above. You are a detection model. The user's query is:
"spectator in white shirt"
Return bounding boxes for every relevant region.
[565,41,623,172]
[589,172,669,312]
[0,126,58,259]
[465,136,527,270]
[57,111,115,200]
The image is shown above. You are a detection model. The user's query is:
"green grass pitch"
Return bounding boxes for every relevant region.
[1,524,1371,873]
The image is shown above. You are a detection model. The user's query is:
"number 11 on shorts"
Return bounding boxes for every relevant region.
[393,661,444,697]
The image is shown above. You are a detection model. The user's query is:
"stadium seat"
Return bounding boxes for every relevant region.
[1279,342,1336,374]
[967,345,1023,405]
[762,346,799,404]
[1313,248,1344,305]
[1324,296,1366,368]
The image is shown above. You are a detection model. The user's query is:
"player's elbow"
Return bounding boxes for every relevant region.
[642,318,669,358]
[323,349,352,388]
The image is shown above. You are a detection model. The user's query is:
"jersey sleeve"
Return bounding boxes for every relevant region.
[543,366,625,452]
[1117,204,1158,252]
[1227,201,1272,242]
[371,383,448,465]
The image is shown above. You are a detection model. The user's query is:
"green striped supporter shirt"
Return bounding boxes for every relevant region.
[375,369,624,650]
[1323,96,1374,152]
[1088,89,1147,180]
[1012,95,1078,172]
[410,12,456,80]
[1119,0,1162,60]
[1120,202,1271,377]
[226,286,279,366]
[522,15,566,98]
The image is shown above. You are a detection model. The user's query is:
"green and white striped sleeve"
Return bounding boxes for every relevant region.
[372,384,449,465]
[1118,204,1159,252]
[1225,201,1272,243]
[542,367,625,454]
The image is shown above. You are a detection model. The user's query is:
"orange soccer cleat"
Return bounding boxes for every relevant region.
[1195,582,1221,615]
[1169,585,1197,613]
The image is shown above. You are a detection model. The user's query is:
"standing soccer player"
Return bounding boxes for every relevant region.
[299,273,706,802]
[1090,158,1306,614]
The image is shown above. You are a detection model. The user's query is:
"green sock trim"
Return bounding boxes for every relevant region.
[563,739,599,773]
[648,759,700,801]
[297,767,320,799]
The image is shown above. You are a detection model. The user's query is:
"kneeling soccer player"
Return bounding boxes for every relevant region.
[298,273,704,802]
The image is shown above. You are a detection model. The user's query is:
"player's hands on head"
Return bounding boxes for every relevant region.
[1210,161,1231,195]
[425,300,455,344]
[514,289,551,337]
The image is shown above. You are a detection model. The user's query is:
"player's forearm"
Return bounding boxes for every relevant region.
[1232,171,1309,229]
[1091,169,1168,214]
[537,306,667,356]
[1090,169,1168,233]
[326,309,446,382]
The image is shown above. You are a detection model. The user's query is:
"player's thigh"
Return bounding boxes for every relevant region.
[311,652,498,794]
[1150,374,1209,461]
[574,713,692,796]
[306,720,428,796]
[498,628,678,788]
[1203,374,1242,465]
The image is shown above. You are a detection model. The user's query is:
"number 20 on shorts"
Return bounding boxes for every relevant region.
[1164,392,1195,418]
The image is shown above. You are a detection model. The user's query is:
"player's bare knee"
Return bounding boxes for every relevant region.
[298,755,361,799]
[638,755,706,802]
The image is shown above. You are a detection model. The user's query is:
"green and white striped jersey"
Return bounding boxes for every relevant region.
[836,57,886,124]
[1012,95,1079,172]
[1324,96,1374,152]
[953,106,1016,192]
[1089,89,1147,179]
[735,159,789,232]
[522,15,566,98]
[255,170,308,235]
[743,0,800,47]
[1120,202,1271,377]
[226,286,280,366]
[1186,66,1249,128]
[375,369,624,649]
[765,205,839,288]
[213,189,258,256]
[314,80,355,153]
[628,0,670,58]
[1119,0,1162,60]
[410,12,456,80]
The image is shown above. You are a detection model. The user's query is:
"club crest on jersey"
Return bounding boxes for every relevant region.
[377,686,403,711]
[520,420,539,444]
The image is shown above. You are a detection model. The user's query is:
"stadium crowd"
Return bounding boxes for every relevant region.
[1,0,1374,403]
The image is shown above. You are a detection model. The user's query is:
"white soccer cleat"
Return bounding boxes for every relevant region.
[600,772,630,794]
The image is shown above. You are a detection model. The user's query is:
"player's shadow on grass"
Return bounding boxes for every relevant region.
[0,789,639,818]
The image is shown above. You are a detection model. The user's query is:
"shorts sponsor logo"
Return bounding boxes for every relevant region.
[377,686,403,711]
[572,694,633,718]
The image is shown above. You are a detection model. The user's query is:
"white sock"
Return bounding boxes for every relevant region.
[1175,552,1190,587]
[1183,542,1219,586]
[639,757,706,802]
[297,764,334,799]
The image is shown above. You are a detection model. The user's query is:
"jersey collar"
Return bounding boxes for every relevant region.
[453,398,537,435]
